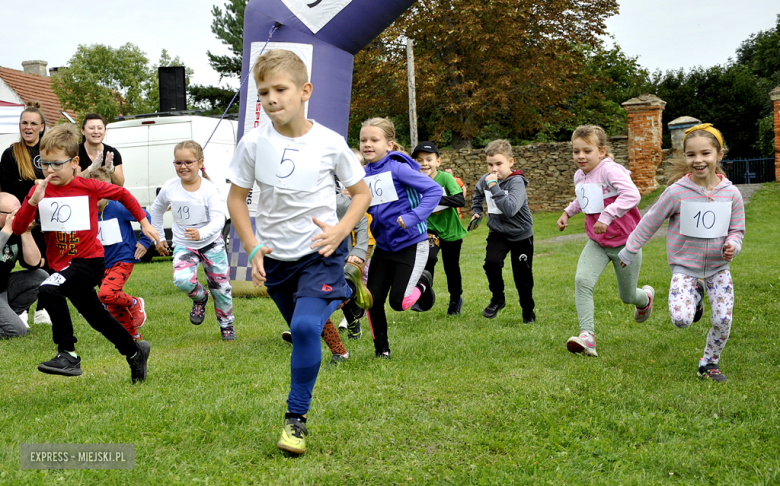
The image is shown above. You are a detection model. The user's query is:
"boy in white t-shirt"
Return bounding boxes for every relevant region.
[226,50,372,456]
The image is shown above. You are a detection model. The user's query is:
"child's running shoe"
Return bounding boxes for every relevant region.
[282,331,292,343]
[19,310,29,329]
[347,318,362,340]
[375,350,391,359]
[277,418,308,455]
[127,340,151,384]
[129,297,147,328]
[38,352,82,376]
[338,317,348,330]
[522,310,536,324]
[693,280,705,323]
[698,362,727,382]
[566,332,598,357]
[447,297,464,316]
[634,285,655,323]
[482,300,505,319]
[344,262,373,310]
[221,325,236,341]
[329,352,349,366]
[415,270,436,311]
[190,292,209,325]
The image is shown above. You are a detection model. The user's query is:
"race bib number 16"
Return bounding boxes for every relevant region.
[364,172,399,207]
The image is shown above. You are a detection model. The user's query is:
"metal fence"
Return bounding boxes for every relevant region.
[721,157,776,184]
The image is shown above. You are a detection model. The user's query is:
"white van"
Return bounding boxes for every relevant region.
[104,115,237,258]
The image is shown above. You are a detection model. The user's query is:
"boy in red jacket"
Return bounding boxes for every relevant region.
[12,124,160,383]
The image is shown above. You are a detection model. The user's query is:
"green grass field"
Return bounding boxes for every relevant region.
[1,183,779,485]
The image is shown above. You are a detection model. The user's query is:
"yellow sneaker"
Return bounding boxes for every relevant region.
[277,418,308,455]
[344,262,373,310]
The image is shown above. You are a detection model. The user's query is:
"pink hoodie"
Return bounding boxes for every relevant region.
[564,158,641,248]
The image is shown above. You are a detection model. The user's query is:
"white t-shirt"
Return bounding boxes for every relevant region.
[228,121,365,261]
[150,177,226,250]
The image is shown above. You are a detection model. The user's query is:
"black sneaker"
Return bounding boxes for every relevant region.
[38,352,82,376]
[482,300,505,319]
[282,331,292,344]
[698,362,727,382]
[410,303,423,312]
[127,340,151,384]
[328,352,349,366]
[375,350,391,359]
[447,297,464,316]
[347,319,362,340]
[221,325,236,341]
[693,280,705,323]
[523,311,536,324]
[190,292,209,325]
[415,270,436,311]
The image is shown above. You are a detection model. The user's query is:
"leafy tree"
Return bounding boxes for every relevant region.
[208,0,248,80]
[736,14,780,83]
[52,43,152,123]
[351,0,619,149]
[189,84,240,116]
[52,44,194,122]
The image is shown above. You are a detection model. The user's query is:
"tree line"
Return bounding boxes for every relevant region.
[52,2,779,159]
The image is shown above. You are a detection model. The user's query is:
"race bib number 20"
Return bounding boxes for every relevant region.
[39,196,90,232]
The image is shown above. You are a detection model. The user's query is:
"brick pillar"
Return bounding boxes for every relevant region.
[622,94,666,195]
[771,85,780,181]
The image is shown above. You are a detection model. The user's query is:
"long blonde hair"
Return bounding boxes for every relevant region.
[361,117,405,153]
[174,140,212,181]
[12,101,47,180]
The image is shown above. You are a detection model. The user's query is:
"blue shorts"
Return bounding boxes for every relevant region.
[264,240,351,303]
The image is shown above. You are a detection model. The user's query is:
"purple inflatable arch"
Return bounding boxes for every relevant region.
[229,0,416,290]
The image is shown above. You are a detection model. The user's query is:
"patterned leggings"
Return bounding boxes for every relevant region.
[172,237,234,328]
[99,262,140,340]
[668,270,733,364]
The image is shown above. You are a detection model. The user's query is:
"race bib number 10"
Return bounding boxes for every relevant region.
[255,137,319,192]
[680,201,732,238]
[364,172,399,207]
[39,196,90,232]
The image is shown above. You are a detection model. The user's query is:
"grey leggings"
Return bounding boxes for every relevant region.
[0,269,49,338]
[575,240,649,334]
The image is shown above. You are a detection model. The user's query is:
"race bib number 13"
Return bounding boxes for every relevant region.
[680,201,731,238]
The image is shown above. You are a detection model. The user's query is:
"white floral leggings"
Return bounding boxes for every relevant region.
[668,270,733,364]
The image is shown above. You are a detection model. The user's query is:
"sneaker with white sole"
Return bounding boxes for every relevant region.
[34,309,52,325]
[566,332,598,357]
[277,417,308,455]
[129,297,147,328]
[338,317,348,330]
[634,285,655,323]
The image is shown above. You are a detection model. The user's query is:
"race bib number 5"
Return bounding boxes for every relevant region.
[364,172,399,207]
[680,201,731,238]
[255,137,319,192]
[39,196,90,232]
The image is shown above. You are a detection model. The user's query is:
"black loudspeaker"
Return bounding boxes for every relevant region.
[158,66,187,112]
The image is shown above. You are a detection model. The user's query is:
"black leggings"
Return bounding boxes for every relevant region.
[366,241,427,353]
[424,236,463,302]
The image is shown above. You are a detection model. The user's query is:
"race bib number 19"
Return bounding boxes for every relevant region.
[39,196,90,232]
[255,137,319,192]
[680,201,731,238]
[171,201,208,226]
[365,172,399,207]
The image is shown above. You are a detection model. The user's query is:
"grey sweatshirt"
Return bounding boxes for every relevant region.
[336,193,369,262]
[471,171,534,241]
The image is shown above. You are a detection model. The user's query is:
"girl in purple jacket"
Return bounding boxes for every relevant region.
[557,125,653,358]
[618,124,745,382]
[360,118,440,359]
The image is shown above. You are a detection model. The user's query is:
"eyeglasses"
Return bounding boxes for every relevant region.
[33,155,72,171]
[173,160,199,167]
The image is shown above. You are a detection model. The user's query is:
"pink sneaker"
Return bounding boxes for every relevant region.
[567,332,598,357]
[634,286,655,323]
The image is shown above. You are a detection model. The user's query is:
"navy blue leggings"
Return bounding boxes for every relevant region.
[268,292,344,414]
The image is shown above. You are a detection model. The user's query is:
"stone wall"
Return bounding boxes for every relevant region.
[439,136,628,215]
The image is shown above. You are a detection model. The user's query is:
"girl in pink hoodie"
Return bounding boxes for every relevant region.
[556,125,653,358]
[618,124,745,382]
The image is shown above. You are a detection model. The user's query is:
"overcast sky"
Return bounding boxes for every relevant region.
[0,0,778,89]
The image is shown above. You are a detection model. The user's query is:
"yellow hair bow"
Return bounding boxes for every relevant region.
[683,123,723,149]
